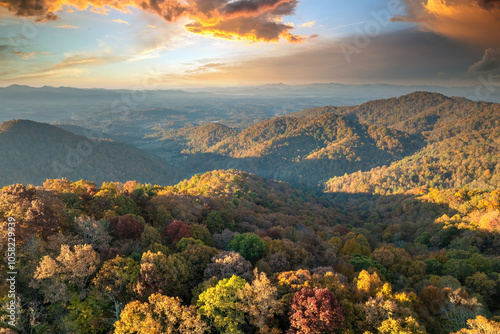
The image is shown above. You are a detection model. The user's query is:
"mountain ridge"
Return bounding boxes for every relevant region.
[0,119,174,186]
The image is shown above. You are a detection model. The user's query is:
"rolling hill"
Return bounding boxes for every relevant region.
[318,92,500,193]
[155,112,423,187]
[0,119,174,186]
[146,91,500,192]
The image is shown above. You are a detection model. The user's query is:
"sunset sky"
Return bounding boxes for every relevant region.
[0,0,499,88]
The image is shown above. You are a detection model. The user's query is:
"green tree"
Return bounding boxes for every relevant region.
[443,259,475,282]
[227,233,266,263]
[197,275,247,334]
[93,256,139,319]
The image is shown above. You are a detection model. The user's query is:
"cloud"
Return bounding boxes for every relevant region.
[49,53,122,70]
[469,48,500,73]
[0,20,188,81]
[299,21,315,28]
[12,51,49,59]
[0,0,304,42]
[185,16,300,43]
[173,30,481,85]
[476,0,500,10]
[184,62,225,74]
[112,19,129,25]
[394,0,500,48]
[127,21,190,62]
[57,24,78,28]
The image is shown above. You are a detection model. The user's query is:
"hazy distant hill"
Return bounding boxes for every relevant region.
[0,120,173,186]
[160,123,241,153]
[185,83,498,102]
[53,123,117,141]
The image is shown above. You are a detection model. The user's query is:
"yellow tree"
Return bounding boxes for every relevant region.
[114,293,207,334]
[356,270,383,298]
[238,269,282,333]
[452,315,500,334]
[376,316,427,334]
[31,244,100,302]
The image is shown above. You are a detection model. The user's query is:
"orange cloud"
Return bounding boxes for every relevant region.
[394,0,500,48]
[57,24,78,28]
[12,51,49,59]
[112,19,129,25]
[0,0,304,43]
[299,21,315,28]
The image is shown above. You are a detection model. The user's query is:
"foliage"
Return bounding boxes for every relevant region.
[108,214,145,240]
[237,269,283,333]
[204,251,253,281]
[452,315,500,334]
[75,216,111,250]
[163,220,192,244]
[114,293,207,334]
[134,251,190,299]
[197,275,247,334]
[227,233,267,263]
[287,287,346,334]
[31,244,100,303]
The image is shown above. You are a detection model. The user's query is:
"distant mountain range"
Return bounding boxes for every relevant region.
[1,90,499,192]
[1,83,498,124]
[184,82,495,102]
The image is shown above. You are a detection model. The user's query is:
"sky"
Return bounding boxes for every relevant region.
[0,0,499,88]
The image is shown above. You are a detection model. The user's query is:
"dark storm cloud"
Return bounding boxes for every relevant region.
[469,48,500,73]
[476,0,500,9]
[181,29,482,84]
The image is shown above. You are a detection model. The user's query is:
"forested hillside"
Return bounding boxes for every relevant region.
[0,120,173,186]
[146,91,499,192]
[156,113,422,187]
[1,170,499,333]
[324,92,500,194]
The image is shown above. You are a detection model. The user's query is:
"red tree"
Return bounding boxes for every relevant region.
[108,214,145,239]
[288,287,346,334]
[163,220,192,244]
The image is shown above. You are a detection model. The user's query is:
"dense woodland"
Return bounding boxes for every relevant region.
[1,91,500,333]
[1,169,500,333]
